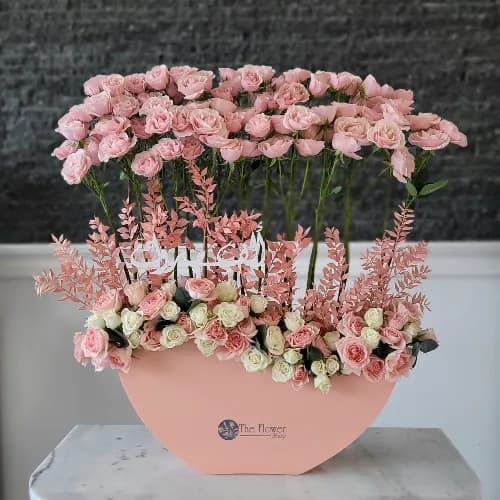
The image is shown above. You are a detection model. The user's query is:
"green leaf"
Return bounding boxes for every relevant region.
[187,299,203,312]
[307,346,324,362]
[411,342,421,357]
[419,180,448,196]
[119,171,128,181]
[174,287,192,312]
[405,181,418,198]
[420,339,439,353]
[331,186,343,195]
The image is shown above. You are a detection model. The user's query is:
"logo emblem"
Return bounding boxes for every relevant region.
[218,419,239,440]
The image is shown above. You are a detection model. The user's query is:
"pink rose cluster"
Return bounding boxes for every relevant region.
[52,64,467,185]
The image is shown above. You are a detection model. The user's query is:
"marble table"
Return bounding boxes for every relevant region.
[29,425,481,500]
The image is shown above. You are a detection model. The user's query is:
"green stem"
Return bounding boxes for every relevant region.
[343,164,353,269]
[286,151,297,239]
[263,160,271,238]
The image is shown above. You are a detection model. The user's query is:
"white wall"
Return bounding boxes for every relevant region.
[1,242,499,500]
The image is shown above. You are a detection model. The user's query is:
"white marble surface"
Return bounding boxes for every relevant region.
[29,425,481,500]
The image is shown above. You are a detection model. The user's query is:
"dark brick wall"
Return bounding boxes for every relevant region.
[1,0,498,242]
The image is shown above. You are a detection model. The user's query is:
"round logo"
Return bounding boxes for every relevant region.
[218,419,239,440]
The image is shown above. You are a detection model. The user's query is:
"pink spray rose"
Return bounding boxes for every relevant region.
[385,350,413,381]
[124,281,147,306]
[311,104,337,124]
[130,117,152,139]
[153,138,184,160]
[330,72,362,95]
[61,150,92,184]
[236,317,258,338]
[82,327,109,359]
[225,111,245,133]
[73,332,88,366]
[83,75,104,96]
[270,115,292,134]
[145,64,169,90]
[112,94,140,118]
[217,330,250,360]
[209,98,237,114]
[56,114,88,141]
[202,320,228,345]
[139,95,173,115]
[331,133,362,160]
[100,74,125,96]
[363,356,386,382]
[144,109,173,134]
[176,71,214,99]
[282,68,311,83]
[367,119,406,149]
[131,150,163,177]
[286,324,319,349]
[169,65,198,82]
[220,139,244,162]
[91,116,130,137]
[245,113,272,138]
[93,289,122,313]
[171,106,194,137]
[407,113,441,131]
[409,128,450,150]
[337,311,365,337]
[140,322,165,351]
[67,104,93,122]
[282,105,321,131]
[380,327,409,350]
[335,103,358,117]
[107,346,132,373]
[124,73,147,94]
[362,74,382,98]
[239,65,263,91]
[437,119,467,147]
[52,140,78,160]
[274,82,310,109]
[336,336,370,375]
[185,278,216,301]
[312,334,332,357]
[391,147,415,183]
[83,91,112,117]
[180,137,204,160]
[334,116,371,145]
[189,108,227,136]
[177,313,196,336]
[295,139,325,156]
[308,71,331,97]
[139,289,168,319]
[241,139,260,157]
[258,135,293,158]
[291,365,309,391]
[98,132,137,162]
[387,310,410,330]
[381,103,410,130]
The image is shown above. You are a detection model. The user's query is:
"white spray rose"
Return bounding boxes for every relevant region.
[85,313,106,329]
[361,326,381,349]
[283,348,302,365]
[311,360,327,376]
[161,301,181,322]
[364,307,384,328]
[127,330,142,349]
[284,311,305,332]
[213,302,245,328]
[250,294,268,314]
[120,308,144,335]
[161,281,177,296]
[324,331,340,351]
[265,325,285,355]
[404,322,421,338]
[325,355,340,375]
[241,347,271,372]
[160,324,188,349]
[314,374,331,394]
[194,337,217,357]
[271,358,294,383]
[189,302,209,327]
[102,310,121,329]
[215,281,239,302]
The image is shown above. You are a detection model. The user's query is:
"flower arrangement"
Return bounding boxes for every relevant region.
[36,64,466,394]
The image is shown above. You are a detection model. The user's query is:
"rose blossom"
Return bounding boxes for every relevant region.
[131,150,162,177]
[153,138,184,160]
[61,150,92,185]
[367,119,406,149]
[331,133,362,160]
[219,67,238,81]
[92,290,122,314]
[282,68,311,83]
[220,139,243,162]
[270,115,291,134]
[241,347,271,372]
[286,324,319,349]
[170,106,193,137]
[312,335,332,358]
[130,117,152,139]
[82,327,109,359]
[385,350,413,381]
[336,336,370,375]
[283,105,321,131]
[217,330,250,360]
[124,73,147,94]
[213,302,245,328]
[189,108,227,136]
[294,138,325,156]
[91,116,130,137]
[380,327,410,350]
[387,310,410,330]
[437,119,467,147]
[107,346,132,373]
[180,137,204,159]
[201,320,228,345]
[338,311,365,337]
[144,109,173,134]
[98,132,137,162]
[124,281,147,306]
[67,104,93,122]
[140,322,165,351]
[391,147,415,183]
[99,74,124,96]
[311,104,337,124]
[209,97,237,114]
[407,113,441,131]
[139,289,167,319]
[112,94,140,118]
[258,135,293,158]
[185,278,216,301]
[409,128,450,150]
[272,358,295,383]
[335,103,358,117]
[169,65,198,82]
[381,103,410,130]
[83,75,104,96]
[309,71,331,96]
[177,313,195,335]
[82,136,100,165]
[265,325,285,355]
[284,311,304,331]
[73,332,88,366]
[139,95,173,115]
[176,71,214,99]
[363,356,386,382]
[225,111,244,133]
[245,113,272,138]
[145,64,169,90]
[334,117,371,145]
[236,317,258,338]
[291,365,309,390]
[239,65,263,91]
[330,72,362,95]
[55,114,88,141]
[240,139,259,157]
[52,140,78,160]
[274,82,310,109]
[195,337,217,357]
[83,91,112,116]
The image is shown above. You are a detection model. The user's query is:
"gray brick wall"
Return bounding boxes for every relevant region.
[1,0,498,242]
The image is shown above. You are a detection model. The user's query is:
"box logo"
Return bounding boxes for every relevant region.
[218,419,287,440]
